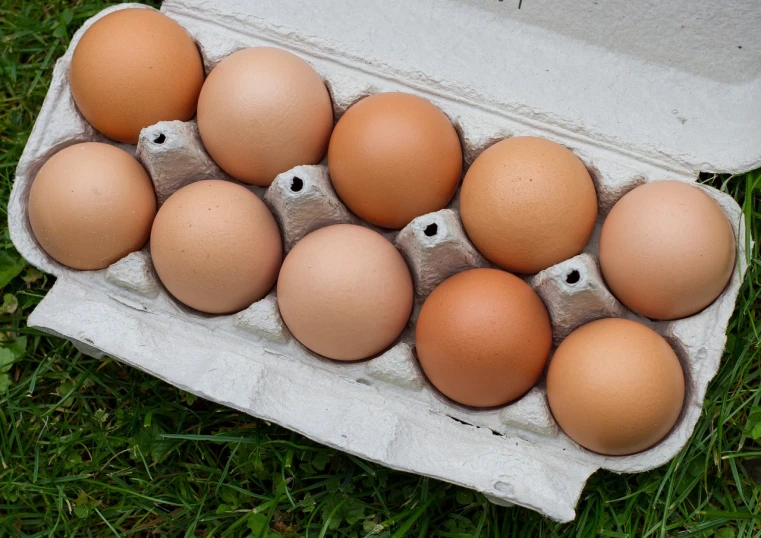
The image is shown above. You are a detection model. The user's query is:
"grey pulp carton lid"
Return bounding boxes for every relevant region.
[164,0,761,175]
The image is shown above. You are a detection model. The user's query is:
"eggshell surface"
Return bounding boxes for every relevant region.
[197,47,333,186]
[277,224,413,361]
[150,180,282,314]
[28,142,156,270]
[70,8,204,144]
[327,92,463,229]
[415,268,552,408]
[599,180,736,320]
[546,318,685,456]
[460,137,598,274]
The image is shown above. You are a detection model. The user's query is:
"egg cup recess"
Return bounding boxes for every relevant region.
[70,8,204,144]
[599,180,737,321]
[27,142,156,271]
[150,180,282,315]
[546,318,686,457]
[197,47,334,187]
[9,0,751,524]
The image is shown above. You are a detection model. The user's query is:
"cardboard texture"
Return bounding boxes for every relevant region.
[8,0,759,522]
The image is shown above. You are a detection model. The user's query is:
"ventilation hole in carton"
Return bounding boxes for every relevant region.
[566,270,580,284]
[153,133,166,144]
[290,177,304,192]
[424,223,438,237]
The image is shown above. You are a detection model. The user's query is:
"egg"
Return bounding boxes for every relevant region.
[150,180,282,314]
[197,48,333,186]
[327,92,462,229]
[546,318,685,456]
[70,8,204,144]
[28,142,156,270]
[415,268,552,408]
[277,224,413,361]
[460,137,598,274]
[599,180,736,320]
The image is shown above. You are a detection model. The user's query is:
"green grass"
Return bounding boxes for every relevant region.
[1,1,760,536]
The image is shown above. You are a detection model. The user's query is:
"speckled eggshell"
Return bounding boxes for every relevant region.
[150,180,282,314]
[28,142,157,270]
[197,47,333,186]
[460,137,598,274]
[546,318,685,456]
[415,268,552,408]
[277,224,413,361]
[327,92,463,229]
[599,180,736,320]
[70,9,204,144]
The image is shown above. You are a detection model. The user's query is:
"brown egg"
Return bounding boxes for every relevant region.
[599,181,736,320]
[70,8,204,144]
[277,224,413,361]
[546,318,685,456]
[415,268,552,408]
[150,180,282,314]
[197,48,333,186]
[28,142,156,270]
[327,92,462,229]
[460,137,598,274]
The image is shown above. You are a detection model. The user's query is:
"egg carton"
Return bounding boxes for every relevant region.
[8,0,760,523]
